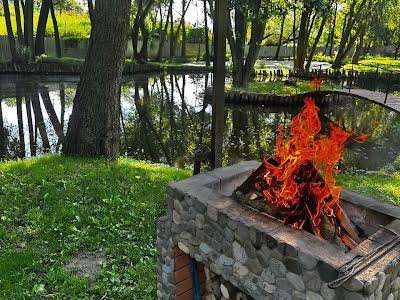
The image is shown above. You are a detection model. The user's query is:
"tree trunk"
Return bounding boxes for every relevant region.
[332,0,368,69]
[203,0,210,66]
[394,43,400,60]
[2,0,17,61]
[31,93,51,152]
[274,14,285,59]
[181,0,186,58]
[352,24,366,63]
[328,1,337,56]
[138,22,149,60]
[306,15,328,70]
[14,0,24,45]
[50,1,62,57]
[16,96,26,158]
[132,0,143,60]
[25,97,36,156]
[24,0,34,56]
[169,0,174,59]
[295,7,312,72]
[292,1,297,67]
[88,0,94,23]
[157,2,172,61]
[64,0,132,159]
[35,0,52,56]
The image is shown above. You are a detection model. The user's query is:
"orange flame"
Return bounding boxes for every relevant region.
[257,98,365,238]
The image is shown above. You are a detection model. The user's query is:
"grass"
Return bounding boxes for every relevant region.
[226,80,339,95]
[337,173,400,206]
[0,155,190,300]
[0,6,91,40]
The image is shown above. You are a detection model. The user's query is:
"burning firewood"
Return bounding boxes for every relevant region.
[233,98,366,250]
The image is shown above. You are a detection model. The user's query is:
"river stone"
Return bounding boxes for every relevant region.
[244,240,256,258]
[180,231,191,240]
[235,223,249,244]
[207,205,218,222]
[195,214,205,229]
[286,272,305,291]
[321,283,336,300]
[233,262,249,277]
[303,271,322,291]
[162,264,173,274]
[298,251,318,270]
[270,257,287,277]
[174,199,183,214]
[343,277,364,292]
[261,268,276,284]
[377,272,386,292]
[375,291,382,300]
[173,210,181,224]
[220,283,229,298]
[388,293,395,300]
[306,291,324,300]
[224,227,234,242]
[391,277,400,291]
[259,281,276,294]
[343,292,364,300]
[200,242,212,255]
[364,276,379,295]
[219,254,235,266]
[317,261,338,282]
[292,290,307,300]
[246,258,263,275]
[177,242,189,254]
[273,289,292,300]
[233,241,248,263]
[283,257,303,275]
[276,278,294,292]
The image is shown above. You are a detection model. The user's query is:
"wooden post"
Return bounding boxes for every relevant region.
[211,0,228,169]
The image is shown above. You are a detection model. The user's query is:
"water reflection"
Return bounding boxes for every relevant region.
[0,73,399,172]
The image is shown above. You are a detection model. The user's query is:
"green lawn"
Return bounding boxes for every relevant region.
[226,80,339,95]
[337,173,400,206]
[0,155,190,300]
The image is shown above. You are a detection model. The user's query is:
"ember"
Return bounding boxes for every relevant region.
[235,98,367,249]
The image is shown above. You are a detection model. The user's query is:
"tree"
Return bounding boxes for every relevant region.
[2,0,17,61]
[14,0,24,45]
[50,0,62,57]
[24,0,35,56]
[331,0,371,69]
[35,0,52,56]
[64,0,132,159]
[203,0,210,66]
[227,0,277,87]
[131,0,155,61]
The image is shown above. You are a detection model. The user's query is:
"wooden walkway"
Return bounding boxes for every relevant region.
[337,88,400,113]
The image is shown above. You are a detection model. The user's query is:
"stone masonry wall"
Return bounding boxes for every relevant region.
[156,161,400,300]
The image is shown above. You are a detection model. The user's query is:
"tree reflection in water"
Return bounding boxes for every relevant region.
[0,73,399,173]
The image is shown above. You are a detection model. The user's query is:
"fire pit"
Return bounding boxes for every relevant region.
[157,163,400,299]
[156,99,400,299]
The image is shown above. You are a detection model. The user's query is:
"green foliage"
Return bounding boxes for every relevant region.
[226,80,339,95]
[0,155,190,299]
[337,173,400,205]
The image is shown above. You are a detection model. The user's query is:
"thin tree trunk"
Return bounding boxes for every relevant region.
[292,1,297,68]
[157,2,172,61]
[2,0,17,61]
[328,1,338,56]
[59,83,65,131]
[24,0,34,56]
[203,0,210,66]
[88,0,94,23]
[169,0,174,59]
[64,0,132,159]
[16,96,26,158]
[306,15,328,70]
[14,0,24,45]
[39,86,64,143]
[295,7,312,72]
[352,24,366,63]
[181,0,186,58]
[25,97,36,156]
[275,14,286,59]
[394,43,400,60]
[35,0,52,56]
[50,1,62,57]
[31,93,51,152]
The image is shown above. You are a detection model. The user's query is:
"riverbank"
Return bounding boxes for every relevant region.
[0,57,212,75]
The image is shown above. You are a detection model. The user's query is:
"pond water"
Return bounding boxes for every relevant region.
[0,73,399,172]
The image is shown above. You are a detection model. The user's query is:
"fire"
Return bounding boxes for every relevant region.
[257,98,366,243]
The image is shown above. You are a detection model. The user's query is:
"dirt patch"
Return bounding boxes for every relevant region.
[65,251,105,279]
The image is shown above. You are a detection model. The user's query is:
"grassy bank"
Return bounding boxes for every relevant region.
[337,173,400,206]
[226,80,339,95]
[0,156,190,299]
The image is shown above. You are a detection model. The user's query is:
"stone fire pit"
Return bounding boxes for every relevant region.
[156,161,400,300]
